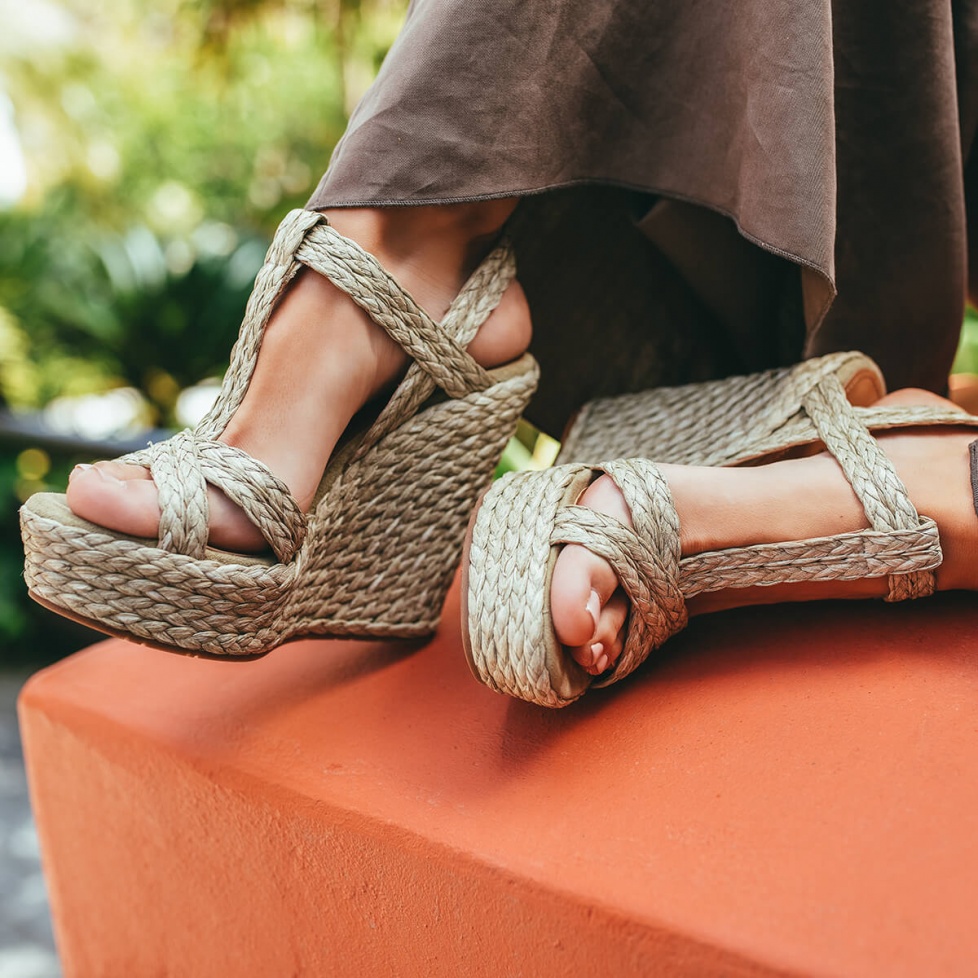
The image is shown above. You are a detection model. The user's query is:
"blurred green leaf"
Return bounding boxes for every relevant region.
[952,306,978,376]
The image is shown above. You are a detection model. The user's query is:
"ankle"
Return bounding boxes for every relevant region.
[323,200,516,247]
[321,200,517,315]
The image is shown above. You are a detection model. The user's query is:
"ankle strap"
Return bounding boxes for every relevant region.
[296,219,500,399]
[195,209,516,443]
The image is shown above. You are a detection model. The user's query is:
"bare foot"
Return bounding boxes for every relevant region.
[66,202,531,553]
[550,389,978,676]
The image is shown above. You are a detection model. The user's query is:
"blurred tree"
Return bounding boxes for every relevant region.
[0,0,407,414]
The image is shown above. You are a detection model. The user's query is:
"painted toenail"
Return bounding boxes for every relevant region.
[595,653,609,673]
[586,589,600,635]
[590,641,604,664]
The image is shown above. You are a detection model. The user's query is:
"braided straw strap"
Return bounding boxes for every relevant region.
[551,459,689,686]
[196,209,323,440]
[124,428,306,562]
[465,464,595,706]
[562,346,978,474]
[721,402,978,467]
[799,375,933,600]
[558,351,886,467]
[151,428,209,558]
[361,237,516,457]
[553,440,940,692]
[468,383,947,705]
[295,224,496,399]
[117,209,517,560]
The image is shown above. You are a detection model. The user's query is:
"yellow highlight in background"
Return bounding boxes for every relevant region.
[16,448,50,482]
[15,447,52,503]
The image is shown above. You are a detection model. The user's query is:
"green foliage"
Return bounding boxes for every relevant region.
[952,307,978,376]
[0,453,27,645]
[1,0,406,414]
[0,445,99,665]
[6,0,405,222]
[0,0,406,661]
[0,191,269,419]
[0,0,410,403]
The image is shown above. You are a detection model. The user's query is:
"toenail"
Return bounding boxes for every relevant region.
[595,653,609,673]
[94,466,125,488]
[590,641,604,664]
[586,589,600,635]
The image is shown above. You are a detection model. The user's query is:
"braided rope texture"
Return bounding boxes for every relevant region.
[464,364,978,707]
[558,351,884,466]
[21,209,538,655]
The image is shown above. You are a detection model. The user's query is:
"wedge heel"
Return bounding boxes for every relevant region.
[21,209,539,656]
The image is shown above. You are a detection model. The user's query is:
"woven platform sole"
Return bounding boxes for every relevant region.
[22,356,538,656]
[557,351,885,465]
[462,465,595,706]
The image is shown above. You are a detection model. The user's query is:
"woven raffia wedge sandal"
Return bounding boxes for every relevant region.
[558,350,886,465]
[463,363,978,707]
[20,209,539,656]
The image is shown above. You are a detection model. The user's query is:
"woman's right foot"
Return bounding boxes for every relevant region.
[66,202,532,554]
[551,390,978,676]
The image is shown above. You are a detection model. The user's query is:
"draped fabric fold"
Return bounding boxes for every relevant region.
[309,0,978,435]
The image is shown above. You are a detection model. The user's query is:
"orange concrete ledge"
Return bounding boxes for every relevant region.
[18,581,978,977]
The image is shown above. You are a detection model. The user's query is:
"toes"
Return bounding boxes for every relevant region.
[550,472,635,665]
[65,459,270,553]
[550,544,619,648]
[68,460,152,485]
[94,460,153,481]
[571,591,628,675]
[66,463,92,484]
[66,466,162,538]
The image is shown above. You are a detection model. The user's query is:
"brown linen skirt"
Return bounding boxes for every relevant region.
[308,0,978,436]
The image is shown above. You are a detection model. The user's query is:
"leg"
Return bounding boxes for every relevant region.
[552,390,978,675]
[66,201,531,552]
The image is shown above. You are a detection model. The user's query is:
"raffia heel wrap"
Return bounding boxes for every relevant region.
[21,209,539,655]
[465,367,978,708]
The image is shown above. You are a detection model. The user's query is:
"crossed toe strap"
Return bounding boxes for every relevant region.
[127,431,306,563]
[551,458,690,687]
[548,396,944,688]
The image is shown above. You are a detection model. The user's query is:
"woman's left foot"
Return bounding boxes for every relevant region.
[65,203,531,553]
[551,390,978,676]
